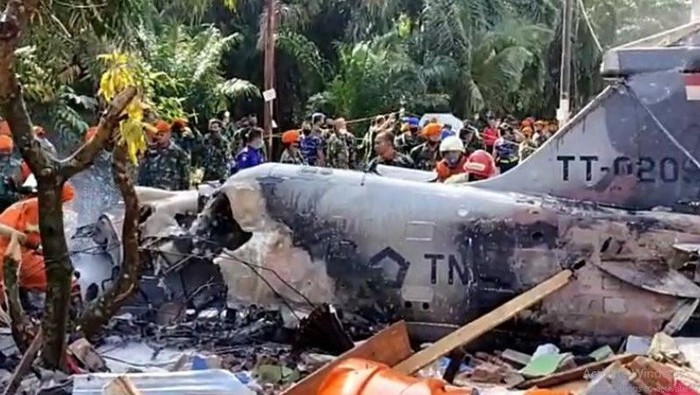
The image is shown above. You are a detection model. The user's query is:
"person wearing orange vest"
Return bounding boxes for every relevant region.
[435,136,468,182]
[0,183,75,301]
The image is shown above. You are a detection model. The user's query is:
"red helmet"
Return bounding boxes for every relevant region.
[465,149,496,180]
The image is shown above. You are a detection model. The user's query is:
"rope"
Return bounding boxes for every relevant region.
[577,0,604,53]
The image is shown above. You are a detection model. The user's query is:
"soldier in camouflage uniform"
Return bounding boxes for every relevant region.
[395,117,422,155]
[326,120,350,169]
[200,119,230,182]
[137,120,191,191]
[333,118,358,169]
[410,123,442,171]
[171,119,201,159]
[0,135,23,211]
[459,124,485,155]
[280,130,306,164]
[366,131,414,170]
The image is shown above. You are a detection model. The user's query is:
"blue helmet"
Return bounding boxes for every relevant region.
[441,129,456,140]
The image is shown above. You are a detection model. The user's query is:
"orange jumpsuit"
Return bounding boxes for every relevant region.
[0,183,75,297]
[435,156,468,182]
[0,197,46,293]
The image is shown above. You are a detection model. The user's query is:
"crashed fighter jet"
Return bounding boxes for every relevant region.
[75,23,700,342]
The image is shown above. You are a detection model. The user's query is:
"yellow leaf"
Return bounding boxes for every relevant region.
[119,119,147,165]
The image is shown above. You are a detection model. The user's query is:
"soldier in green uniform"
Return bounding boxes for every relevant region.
[326,120,350,169]
[280,130,306,165]
[0,135,23,211]
[366,131,414,170]
[410,123,442,171]
[137,120,191,191]
[200,119,230,182]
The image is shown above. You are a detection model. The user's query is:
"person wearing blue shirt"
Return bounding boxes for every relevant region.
[299,121,325,166]
[230,127,265,174]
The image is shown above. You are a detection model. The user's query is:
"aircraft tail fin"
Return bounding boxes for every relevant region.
[477,44,700,211]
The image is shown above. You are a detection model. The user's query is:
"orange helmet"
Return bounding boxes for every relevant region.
[0,120,11,137]
[465,149,496,180]
[0,135,13,151]
[172,118,188,130]
[85,127,98,143]
[281,130,300,145]
[61,182,75,203]
[421,123,442,138]
[154,120,171,133]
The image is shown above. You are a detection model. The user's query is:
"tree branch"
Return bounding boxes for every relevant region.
[0,0,50,176]
[78,143,141,339]
[60,86,138,179]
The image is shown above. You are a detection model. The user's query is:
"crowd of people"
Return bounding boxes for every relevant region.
[274,112,559,183]
[0,111,560,197]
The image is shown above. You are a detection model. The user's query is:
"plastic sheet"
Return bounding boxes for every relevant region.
[72,369,255,395]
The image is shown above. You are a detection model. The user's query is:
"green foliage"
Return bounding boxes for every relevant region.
[12,0,693,141]
[132,24,260,122]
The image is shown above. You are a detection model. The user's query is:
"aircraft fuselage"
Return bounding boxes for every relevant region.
[194,164,700,340]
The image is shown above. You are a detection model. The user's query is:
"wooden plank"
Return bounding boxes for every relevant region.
[281,320,412,395]
[394,270,573,375]
[104,376,143,395]
[516,354,636,389]
[3,328,42,395]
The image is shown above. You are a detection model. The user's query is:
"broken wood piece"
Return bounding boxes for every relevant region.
[580,361,639,395]
[516,354,636,389]
[103,375,143,395]
[281,320,413,395]
[627,356,677,395]
[2,328,42,395]
[68,338,107,372]
[394,270,573,375]
[4,236,33,353]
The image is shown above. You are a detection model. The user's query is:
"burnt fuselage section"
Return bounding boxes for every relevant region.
[194,163,700,339]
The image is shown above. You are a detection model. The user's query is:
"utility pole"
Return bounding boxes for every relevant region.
[557,0,573,128]
[263,0,276,152]
[693,0,700,22]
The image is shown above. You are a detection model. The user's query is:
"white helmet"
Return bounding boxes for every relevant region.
[439,135,464,153]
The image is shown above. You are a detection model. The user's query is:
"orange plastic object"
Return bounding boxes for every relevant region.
[525,389,572,395]
[317,358,473,395]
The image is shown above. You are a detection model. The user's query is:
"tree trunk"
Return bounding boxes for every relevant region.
[79,143,141,339]
[0,0,137,369]
[37,179,71,370]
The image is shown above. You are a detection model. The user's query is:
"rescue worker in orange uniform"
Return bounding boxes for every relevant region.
[435,136,468,182]
[465,149,497,181]
[0,119,10,137]
[0,182,75,300]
